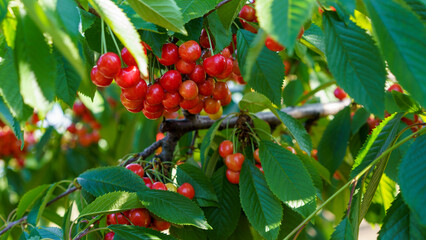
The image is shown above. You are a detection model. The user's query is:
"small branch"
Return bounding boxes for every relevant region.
[204,0,234,17]
[0,217,27,236]
[120,139,164,166]
[346,180,358,216]
[187,130,198,155]
[74,224,95,240]
[293,224,307,240]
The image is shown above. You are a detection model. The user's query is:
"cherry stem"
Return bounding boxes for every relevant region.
[107,25,123,66]
[205,28,215,56]
[100,20,107,54]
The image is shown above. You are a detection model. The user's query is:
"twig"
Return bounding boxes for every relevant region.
[293,224,306,240]
[73,224,95,240]
[346,180,358,216]
[187,130,198,156]
[120,139,165,166]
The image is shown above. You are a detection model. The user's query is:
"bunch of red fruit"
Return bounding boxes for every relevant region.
[0,122,34,167]
[219,140,249,184]
[66,101,101,147]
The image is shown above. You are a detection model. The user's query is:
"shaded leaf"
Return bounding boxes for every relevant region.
[176,164,218,202]
[109,225,176,240]
[175,0,216,23]
[330,217,355,240]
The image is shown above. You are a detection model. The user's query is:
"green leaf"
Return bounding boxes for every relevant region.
[391,91,422,114]
[33,227,63,240]
[140,31,168,57]
[175,0,216,24]
[351,108,370,134]
[364,0,426,107]
[239,157,282,240]
[16,185,50,219]
[398,134,426,226]
[252,117,272,141]
[127,0,186,35]
[200,118,224,168]
[255,0,315,52]
[239,92,271,113]
[301,23,325,56]
[137,190,211,229]
[207,12,232,53]
[170,225,207,240]
[27,182,61,226]
[318,107,351,175]
[204,167,241,240]
[330,217,355,240]
[277,205,308,239]
[0,97,24,144]
[77,167,148,197]
[274,110,313,155]
[378,194,426,239]
[22,0,87,80]
[217,0,245,30]
[0,47,31,121]
[350,113,403,178]
[176,164,218,202]
[260,141,316,215]
[174,18,204,42]
[237,29,284,106]
[323,14,386,117]
[89,0,148,77]
[120,4,161,32]
[371,174,396,215]
[0,0,9,23]
[15,11,56,103]
[79,191,143,219]
[55,51,80,107]
[404,0,426,21]
[109,225,176,240]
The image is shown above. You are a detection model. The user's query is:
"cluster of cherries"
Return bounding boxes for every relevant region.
[104,163,195,239]
[66,101,101,147]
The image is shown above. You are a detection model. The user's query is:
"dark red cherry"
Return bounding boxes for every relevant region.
[157,43,179,66]
[160,70,182,92]
[97,52,121,78]
[115,66,140,89]
[175,59,196,74]
[216,58,233,79]
[179,40,202,62]
[189,65,206,84]
[146,84,164,105]
[162,92,181,109]
[203,54,226,77]
[121,80,147,101]
[91,66,113,87]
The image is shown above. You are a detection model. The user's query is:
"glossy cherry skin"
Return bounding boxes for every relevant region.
[198,78,215,96]
[388,84,403,93]
[334,87,347,100]
[128,208,151,227]
[97,52,121,78]
[175,59,195,74]
[233,59,241,75]
[216,58,234,79]
[157,43,179,66]
[221,47,232,58]
[162,92,181,109]
[212,82,229,100]
[179,80,199,100]
[91,66,113,87]
[188,101,204,114]
[152,182,167,190]
[208,106,223,120]
[239,5,256,21]
[73,102,87,116]
[142,177,153,189]
[203,54,226,77]
[153,218,171,231]
[143,101,163,113]
[126,163,144,178]
[177,183,195,199]
[255,164,264,174]
[160,70,182,92]
[115,66,140,89]
[120,93,143,110]
[226,169,240,184]
[253,148,261,163]
[142,108,164,120]
[199,29,214,49]
[179,40,202,62]
[220,90,232,106]
[240,20,258,33]
[104,232,115,240]
[265,36,285,52]
[146,84,165,105]
[121,47,137,66]
[189,65,206,84]
[284,60,291,76]
[219,140,233,158]
[108,213,129,225]
[121,80,147,101]
[180,96,200,110]
[203,98,221,114]
[225,153,245,172]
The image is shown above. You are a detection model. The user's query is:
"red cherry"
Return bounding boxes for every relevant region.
[297,27,304,39]
[152,182,167,190]
[153,218,171,231]
[219,140,233,158]
[220,89,232,106]
[216,58,234,79]
[108,213,129,225]
[330,6,336,12]
[255,164,264,174]
[188,101,204,114]
[179,80,199,100]
[253,148,260,163]
[120,93,143,110]
[90,130,100,143]
[143,101,164,113]
[284,60,291,75]
[115,66,140,89]
[199,29,214,49]
[221,47,232,58]
[142,177,153,188]
[157,43,179,66]
[212,82,229,100]
[179,40,202,62]
[334,87,347,100]
[73,102,87,116]
[128,208,151,227]
[142,108,164,120]
[240,20,258,33]
[388,84,403,93]
[146,84,164,105]
[226,169,240,184]
[203,98,221,114]
[162,92,181,109]
[225,153,245,172]
[198,78,215,96]
[239,5,256,22]
[165,106,180,114]
[189,65,206,84]
[160,70,182,92]
[177,183,195,199]
[121,80,148,101]
[121,47,137,66]
[142,41,152,51]
[232,59,241,75]
[104,232,115,240]
[91,66,113,87]
[175,59,195,74]
[126,163,144,178]
[265,36,285,52]
[97,52,121,78]
[180,96,200,110]
[67,124,77,134]
[203,54,226,77]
